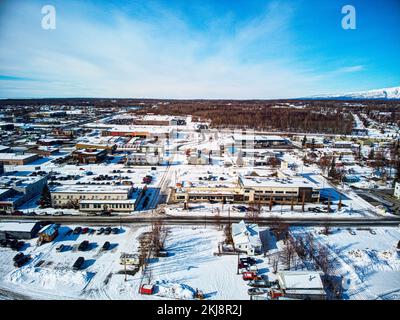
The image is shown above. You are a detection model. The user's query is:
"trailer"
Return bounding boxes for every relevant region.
[139,284,154,295]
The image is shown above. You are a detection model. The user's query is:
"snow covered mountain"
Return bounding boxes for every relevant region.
[308,86,400,100]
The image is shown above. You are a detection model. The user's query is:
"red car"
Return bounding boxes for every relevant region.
[242,271,257,281]
[81,227,89,234]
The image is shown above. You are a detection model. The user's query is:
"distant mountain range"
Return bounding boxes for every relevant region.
[307,86,400,100]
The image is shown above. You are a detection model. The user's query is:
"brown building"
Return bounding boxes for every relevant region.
[0,153,39,166]
[72,148,107,164]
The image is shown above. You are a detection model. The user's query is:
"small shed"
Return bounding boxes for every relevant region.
[38,224,59,243]
[139,284,154,295]
[120,253,140,265]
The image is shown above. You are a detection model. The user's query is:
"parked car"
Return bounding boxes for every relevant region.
[248,279,270,288]
[111,227,119,235]
[14,255,30,268]
[0,239,9,247]
[89,229,96,235]
[240,257,257,265]
[142,175,153,184]
[96,227,105,235]
[81,227,89,234]
[73,227,82,234]
[11,241,25,251]
[102,241,111,251]
[8,239,17,247]
[238,262,249,270]
[73,257,85,271]
[56,244,65,252]
[78,240,89,251]
[242,271,257,281]
[248,288,267,296]
[13,252,24,262]
[65,229,73,237]
[104,227,112,235]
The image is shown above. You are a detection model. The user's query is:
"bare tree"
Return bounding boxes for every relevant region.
[271,254,280,274]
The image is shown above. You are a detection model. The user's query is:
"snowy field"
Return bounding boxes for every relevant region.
[0,224,249,300]
[291,226,400,300]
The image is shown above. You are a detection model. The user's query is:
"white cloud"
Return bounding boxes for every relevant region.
[0,1,339,99]
[337,65,365,73]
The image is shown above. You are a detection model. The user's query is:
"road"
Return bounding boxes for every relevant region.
[1,214,400,227]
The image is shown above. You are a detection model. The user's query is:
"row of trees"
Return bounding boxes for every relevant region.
[135,101,355,134]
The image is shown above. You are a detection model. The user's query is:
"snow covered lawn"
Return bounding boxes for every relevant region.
[291,226,400,300]
[0,224,249,300]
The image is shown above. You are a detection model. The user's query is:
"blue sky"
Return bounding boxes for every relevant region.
[0,0,399,99]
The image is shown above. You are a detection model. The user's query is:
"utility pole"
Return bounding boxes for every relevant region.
[124,258,127,282]
[237,252,240,275]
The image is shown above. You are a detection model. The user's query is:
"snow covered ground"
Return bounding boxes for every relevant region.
[291,226,400,300]
[1,222,399,300]
[0,224,249,300]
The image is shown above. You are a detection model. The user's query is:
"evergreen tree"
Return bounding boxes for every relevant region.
[328,157,337,178]
[39,184,52,208]
[302,135,307,147]
[368,148,375,160]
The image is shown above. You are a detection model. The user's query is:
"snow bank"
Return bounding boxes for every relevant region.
[155,281,195,300]
[8,266,93,293]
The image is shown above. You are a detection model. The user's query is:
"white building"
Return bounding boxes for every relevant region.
[277,271,326,300]
[126,152,161,166]
[51,185,138,213]
[0,173,47,213]
[395,182,400,200]
[231,220,262,255]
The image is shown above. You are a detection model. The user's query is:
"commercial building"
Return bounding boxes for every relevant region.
[170,174,320,205]
[0,173,47,213]
[238,175,320,204]
[0,222,42,240]
[101,125,174,140]
[233,134,292,149]
[277,271,326,300]
[51,185,138,213]
[0,153,39,166]
[125,152,161,166]
[72,148,107,164]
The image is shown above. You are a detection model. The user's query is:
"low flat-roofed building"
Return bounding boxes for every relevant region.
[72,148,107,164]
[234,134,291,149]
[238,175,320,204]
[75,137,117,153]
[126,152,161,166]
[31,146,60,157]
[100,125,174,140]
[170,173,319,205]
[333,141,353,149]
[0,173,47,213]
[277,271,326,300]
[0,221,42,240]
[0,145,10,153]
[0,153,39,165]
[51,184,138,212]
